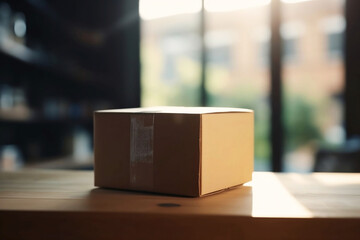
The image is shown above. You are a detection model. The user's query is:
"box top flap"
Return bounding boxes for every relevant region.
[96,106,252,114]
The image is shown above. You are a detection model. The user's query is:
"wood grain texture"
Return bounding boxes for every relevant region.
[0,170,359,239]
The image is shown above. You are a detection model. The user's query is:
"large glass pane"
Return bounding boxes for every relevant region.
[205,0,271,170]
[281,0,345,172]
[140,0,202,106]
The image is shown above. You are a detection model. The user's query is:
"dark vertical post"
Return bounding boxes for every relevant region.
[105,0,140,108]
[345,0,360,138]
[119,0,141,107]
[270,0,283,172]
[200,0,207,106]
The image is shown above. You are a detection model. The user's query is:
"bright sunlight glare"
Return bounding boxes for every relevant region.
[205,0,270,12]
[140,0,315,20]
[139,0,201,20]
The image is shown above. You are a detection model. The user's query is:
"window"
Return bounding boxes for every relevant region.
[160,34,199,84]
[206,31,233,67]
[140,0,345,172]
[327,32,344,59]
[321,15,345,59]
[282,0,345,172]
[281,21,304,63]
[140,0,202,107]
[282,37,298,63]
[258,40,270,66]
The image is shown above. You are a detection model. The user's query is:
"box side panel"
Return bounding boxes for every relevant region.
[94,113,130,188]
[201,112,254,195]
[154,114,200,196]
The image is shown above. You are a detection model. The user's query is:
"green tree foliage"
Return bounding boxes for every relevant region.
[284,94,321,151]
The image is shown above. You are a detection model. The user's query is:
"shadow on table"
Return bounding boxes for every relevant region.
[85,185,253,216]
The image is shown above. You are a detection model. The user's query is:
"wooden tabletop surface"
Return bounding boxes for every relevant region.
[1,170,359,239]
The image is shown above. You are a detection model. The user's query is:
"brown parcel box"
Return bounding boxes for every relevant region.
[94,107,253,197]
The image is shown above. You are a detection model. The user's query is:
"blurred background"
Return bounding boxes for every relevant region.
[0,0,359,172]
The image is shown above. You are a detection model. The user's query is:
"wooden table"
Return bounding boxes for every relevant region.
[0,170,359,239]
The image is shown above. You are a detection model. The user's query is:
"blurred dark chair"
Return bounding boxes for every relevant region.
[314,137,360,172]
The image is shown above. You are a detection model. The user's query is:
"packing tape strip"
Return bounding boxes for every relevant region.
[130,114,155,190]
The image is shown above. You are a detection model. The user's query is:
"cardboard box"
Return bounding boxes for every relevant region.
[94,107,253,197]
